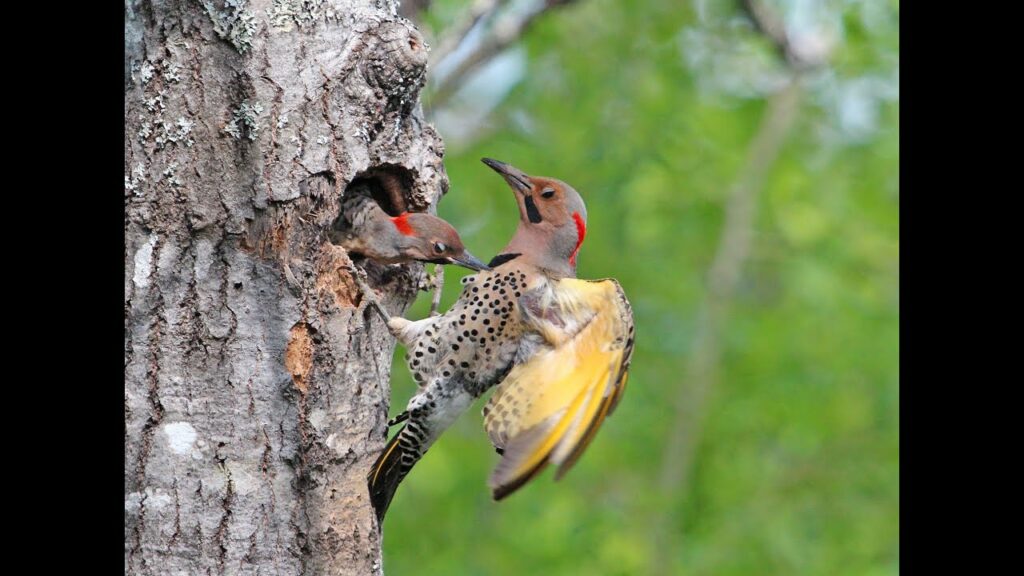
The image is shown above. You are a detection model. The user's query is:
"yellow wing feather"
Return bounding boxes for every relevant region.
[485,278,635,499]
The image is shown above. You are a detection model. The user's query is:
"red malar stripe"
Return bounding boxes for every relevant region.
[570,211,586,266]
[391,213,415,236]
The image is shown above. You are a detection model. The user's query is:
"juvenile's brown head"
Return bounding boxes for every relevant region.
[482,158,587,278]
[392,212,490,271]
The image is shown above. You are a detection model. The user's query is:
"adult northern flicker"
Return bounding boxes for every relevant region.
[331,193,490,272]
[361,159,634,522]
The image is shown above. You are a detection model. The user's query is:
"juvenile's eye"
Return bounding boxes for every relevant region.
[433,242,446,253]
[541,188,556,199]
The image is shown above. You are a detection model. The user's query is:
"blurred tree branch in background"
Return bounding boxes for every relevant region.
[740,0,831,69]
[430,0,510,68]
[653,1,831,571]
[429,0,580,108]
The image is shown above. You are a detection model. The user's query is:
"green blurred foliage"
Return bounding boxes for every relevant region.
[382,1,898,574]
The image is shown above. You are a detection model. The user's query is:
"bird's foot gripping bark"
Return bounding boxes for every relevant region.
[416,264,445,315]
[427,265,444,316]
[347,264,391,323]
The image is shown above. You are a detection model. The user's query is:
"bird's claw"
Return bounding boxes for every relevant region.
[346,263,390,322]
[428,265,444,317]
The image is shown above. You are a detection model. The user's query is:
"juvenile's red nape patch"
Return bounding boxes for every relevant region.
[569,211,586,266]
[391,212,415,236]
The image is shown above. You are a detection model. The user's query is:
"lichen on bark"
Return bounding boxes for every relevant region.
[125,1,444,573]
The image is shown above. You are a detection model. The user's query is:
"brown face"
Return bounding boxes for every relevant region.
[481,158,587,227]
[481,158,588,267]
[404,213,490,271]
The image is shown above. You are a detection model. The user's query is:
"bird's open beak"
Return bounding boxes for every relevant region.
[450,250,491,272]
[482,158,532,195]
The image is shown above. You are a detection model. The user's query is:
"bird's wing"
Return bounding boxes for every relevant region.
[483,277,635,500]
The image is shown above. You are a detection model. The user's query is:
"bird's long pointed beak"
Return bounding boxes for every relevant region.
[482,158,532,195]
[450,250,491,272]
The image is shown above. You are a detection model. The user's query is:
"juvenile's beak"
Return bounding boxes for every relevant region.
[482,158,532,195]
[450,250,491,272]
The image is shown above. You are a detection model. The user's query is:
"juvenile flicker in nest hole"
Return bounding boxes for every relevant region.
[331,192,490,272]
[355,159,635,522]
[333,175,489,313]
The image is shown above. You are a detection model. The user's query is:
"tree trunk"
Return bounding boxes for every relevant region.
[124,1,445,574]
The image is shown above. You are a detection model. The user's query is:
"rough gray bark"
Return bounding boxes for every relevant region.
[125,1,446,574]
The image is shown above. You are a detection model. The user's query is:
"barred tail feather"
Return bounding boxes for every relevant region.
[367,426,415,523]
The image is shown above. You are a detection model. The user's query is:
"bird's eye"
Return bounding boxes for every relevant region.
[541,188,556,199]
[433,242,446,253]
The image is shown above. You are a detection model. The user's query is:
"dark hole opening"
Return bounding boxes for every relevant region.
[330,165,418,247]
[346,164,414,217]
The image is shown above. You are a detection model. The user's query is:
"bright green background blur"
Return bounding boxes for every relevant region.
[383,1,898,574]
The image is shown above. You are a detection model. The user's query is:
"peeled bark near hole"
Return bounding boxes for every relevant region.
[124,1,446,574]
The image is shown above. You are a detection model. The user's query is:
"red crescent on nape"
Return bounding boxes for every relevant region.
[391,213,415,236]
[569,212,586,266]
